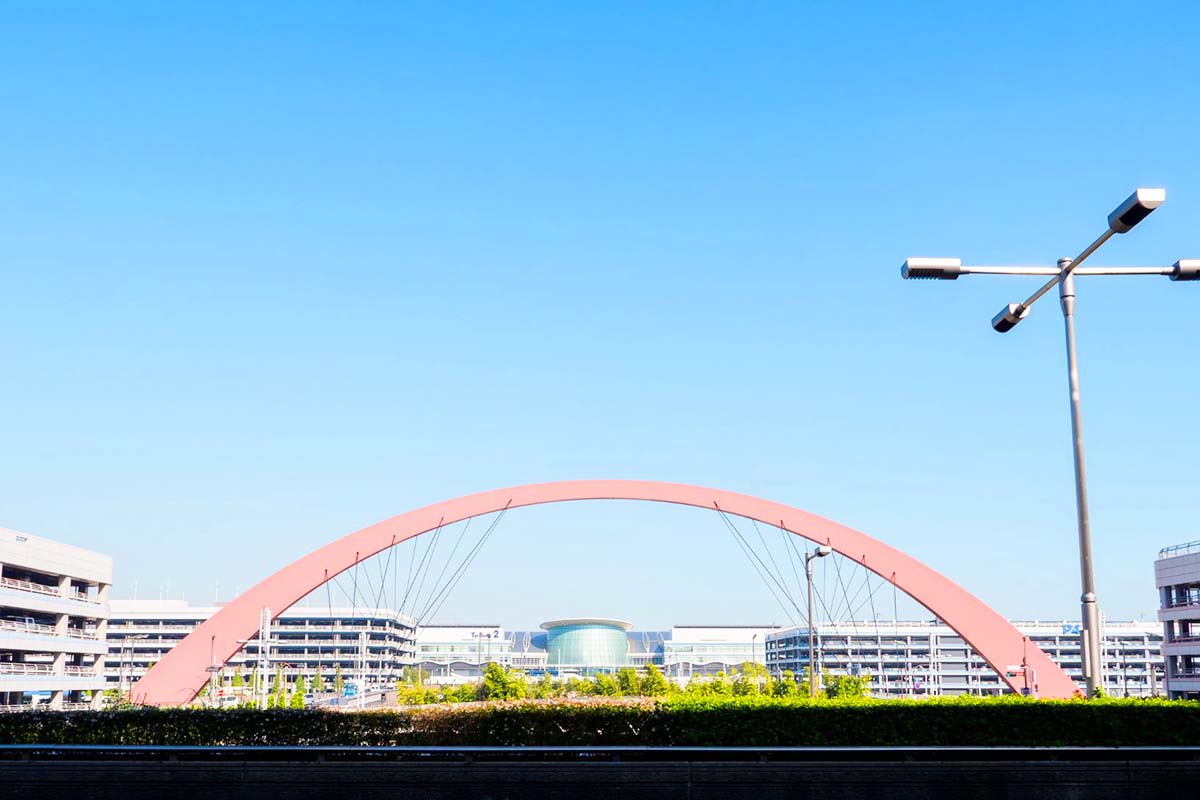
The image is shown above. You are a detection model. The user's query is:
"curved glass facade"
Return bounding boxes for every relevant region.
[543,621,629,672]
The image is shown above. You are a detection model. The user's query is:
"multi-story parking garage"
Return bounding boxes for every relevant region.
[0,527,111,710]
[1156,539,1200,700]
[766,619,1162,698]
[106,600,416,696]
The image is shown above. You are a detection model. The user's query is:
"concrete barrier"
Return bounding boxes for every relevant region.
[1,745,1197,798]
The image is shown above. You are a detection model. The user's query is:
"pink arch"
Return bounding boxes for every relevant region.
[131,480,1078,704]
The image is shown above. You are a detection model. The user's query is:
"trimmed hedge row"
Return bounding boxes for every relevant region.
[2,697,1198,747]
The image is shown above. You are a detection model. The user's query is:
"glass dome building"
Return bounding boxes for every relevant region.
[540,618,632,675]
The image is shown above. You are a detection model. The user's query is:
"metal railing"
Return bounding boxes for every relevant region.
[0,576,100,604]
[1159,540,1200,559]
[0,663,100,677]
[0,619,99,639]
[0,663,54,675]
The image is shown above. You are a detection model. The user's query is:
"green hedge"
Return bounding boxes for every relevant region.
[2,697,1198,747]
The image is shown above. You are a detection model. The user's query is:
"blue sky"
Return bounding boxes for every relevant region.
[1,2,1197,628]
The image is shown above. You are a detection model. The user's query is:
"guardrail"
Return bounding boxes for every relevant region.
[0,744,1198,762]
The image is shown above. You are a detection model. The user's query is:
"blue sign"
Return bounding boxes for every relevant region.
[1062,624,1081,635]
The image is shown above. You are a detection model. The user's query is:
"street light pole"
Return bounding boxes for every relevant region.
[901,187,1196,697]
[805,545,832,698]
[1057,262,1102,696]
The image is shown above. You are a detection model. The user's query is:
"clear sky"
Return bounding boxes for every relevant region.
[2,3,1197,630]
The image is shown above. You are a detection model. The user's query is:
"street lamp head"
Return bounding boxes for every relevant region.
[1171,259,1200,281]
[901,257,962,280]
[1107,188,1165,233]
[991,302,1029,333]
[815,545,832,558]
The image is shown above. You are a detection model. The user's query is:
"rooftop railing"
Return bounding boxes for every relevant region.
[1159,540,1200,559]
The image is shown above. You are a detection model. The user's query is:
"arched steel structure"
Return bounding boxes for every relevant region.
[131,480,1078,704]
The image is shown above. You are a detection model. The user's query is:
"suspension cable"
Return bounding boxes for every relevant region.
[399,519,443,618]
[371,536,396,616]
[714,508,801,625]
[421,505,511,626]
[417,517,473,622]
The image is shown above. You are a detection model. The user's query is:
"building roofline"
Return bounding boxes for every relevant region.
[540,618,633,631]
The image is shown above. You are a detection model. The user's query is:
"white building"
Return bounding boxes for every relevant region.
[1156,540,1200,700]
[662,625,777,681]
[413,625,512,683]
[0,527,112,710]
[766,619,1163,698]
[106,601,416,697]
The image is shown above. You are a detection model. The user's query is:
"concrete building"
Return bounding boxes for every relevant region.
[0,527,112,710]
[106,601,416,698]
[1156,539,1200,700]
[766,619,1163,698]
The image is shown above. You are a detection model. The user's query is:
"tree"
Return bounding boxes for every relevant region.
[294,675,307,697]
[616,667,639,696]
[312,665,324,693]
[591,672,619,696]
[289,686,305,708]
[825,672,871,699]
[796,666,824,698]
[445,682,477,703]
[102,688,133,711]
[733,661,771,695]
[774,669,798,697]
[640,664,669,697]
[399,666,430,687]
[232,671,245,689]
[478,662,526,701]
[531,673,556,700]
[334,664,344,696]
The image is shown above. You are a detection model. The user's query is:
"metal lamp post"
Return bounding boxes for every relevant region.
[805,545,832,697]
[751,633,759,692]
[902,187,1196,697]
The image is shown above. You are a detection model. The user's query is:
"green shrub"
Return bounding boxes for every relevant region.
[0,697,1196,747]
